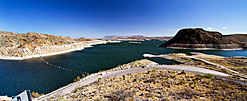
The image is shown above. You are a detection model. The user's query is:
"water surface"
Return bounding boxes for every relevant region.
[1,41,247,96]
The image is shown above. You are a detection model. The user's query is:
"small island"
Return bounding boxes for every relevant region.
[160,28,247,50]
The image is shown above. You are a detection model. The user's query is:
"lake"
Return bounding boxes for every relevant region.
[1,40,247,96]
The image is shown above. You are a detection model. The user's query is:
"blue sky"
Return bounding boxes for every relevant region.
[0,0,247,38]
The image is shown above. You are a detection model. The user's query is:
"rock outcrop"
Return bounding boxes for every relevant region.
[160,28,247,50]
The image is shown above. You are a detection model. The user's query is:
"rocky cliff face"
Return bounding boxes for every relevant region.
[160,28,247,50]
[0,31,94,57]
[223,34,247,49]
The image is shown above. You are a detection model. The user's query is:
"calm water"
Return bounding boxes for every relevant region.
[1,40,247,96]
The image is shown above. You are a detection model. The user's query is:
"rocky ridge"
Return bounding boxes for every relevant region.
[0,31,104,59]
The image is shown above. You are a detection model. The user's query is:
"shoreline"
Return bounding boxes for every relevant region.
[167,46,243,50]
[0,40,120,60]
[37,59,158,100]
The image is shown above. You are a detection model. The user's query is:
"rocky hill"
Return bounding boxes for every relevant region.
[0,31,100,58]
[159,28,247,50]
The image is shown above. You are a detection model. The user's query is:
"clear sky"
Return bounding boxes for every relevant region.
[0,0,247,38]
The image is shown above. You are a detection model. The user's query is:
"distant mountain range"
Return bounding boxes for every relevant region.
[159,28,247,50]
[104,35,172,41]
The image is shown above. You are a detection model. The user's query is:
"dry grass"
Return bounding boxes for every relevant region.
[54,70,247,101]
[202,57,247,75]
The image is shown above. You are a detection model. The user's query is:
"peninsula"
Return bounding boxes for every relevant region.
[0,31,118,60]
[159,28,247,50]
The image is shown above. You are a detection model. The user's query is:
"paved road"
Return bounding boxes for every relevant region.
[37,65,246,101]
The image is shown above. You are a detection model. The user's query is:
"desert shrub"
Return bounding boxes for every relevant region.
[82,74,86,78]
[194,77,201,81]
[122,75,126,80]
[147,71,151,74]
[178,80,185,85]
[20,38,27,42]
[98,78,102,82]
[219,83,229,89]
[56,97,66,101]
[94,97,107,101]
[168,71,176,74]
[31,91,40,98]
[151,69,157,72]
[178,70,186,75]
[133,78,137,82]
[74,76,81,82]
[203,73,215,79]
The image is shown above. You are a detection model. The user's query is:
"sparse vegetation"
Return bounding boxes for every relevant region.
[53,70,247,100]
[203,57,247,74]
[158,53,247,79]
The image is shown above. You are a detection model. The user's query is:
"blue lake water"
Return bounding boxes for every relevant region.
[0,40,247,96]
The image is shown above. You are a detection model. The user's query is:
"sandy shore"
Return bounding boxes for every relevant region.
[0,40,120,60]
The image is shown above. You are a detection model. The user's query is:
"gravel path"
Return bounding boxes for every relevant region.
[37,65,246,101]
[185,56,240,74]
[150,65,229,76]
[144,53,247,79]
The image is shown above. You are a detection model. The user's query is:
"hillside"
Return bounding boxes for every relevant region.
[53,69,247,100]
[159,28,247,50]
[0,31,101,58]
